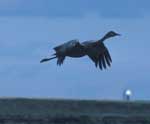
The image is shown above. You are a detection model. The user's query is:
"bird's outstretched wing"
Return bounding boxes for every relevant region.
[86,42,112,70]
[56,56,65,66]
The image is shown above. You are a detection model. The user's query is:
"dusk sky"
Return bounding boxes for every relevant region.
[0,0,150,100]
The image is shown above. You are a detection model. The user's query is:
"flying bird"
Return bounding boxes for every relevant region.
[40,31,120,70]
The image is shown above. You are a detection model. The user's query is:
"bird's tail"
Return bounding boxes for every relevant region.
[40,56,57,63]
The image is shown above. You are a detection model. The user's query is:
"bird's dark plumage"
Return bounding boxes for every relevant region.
[40,31,120,70]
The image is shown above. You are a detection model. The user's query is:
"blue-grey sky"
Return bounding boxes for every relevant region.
[0,0,150,100]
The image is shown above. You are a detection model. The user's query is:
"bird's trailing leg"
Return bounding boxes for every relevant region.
[40,56,57,63]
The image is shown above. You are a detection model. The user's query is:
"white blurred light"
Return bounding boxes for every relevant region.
[125,89,132,96]
[123,89,132,101]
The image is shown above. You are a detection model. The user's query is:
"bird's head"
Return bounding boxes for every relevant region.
[104,31,121,39]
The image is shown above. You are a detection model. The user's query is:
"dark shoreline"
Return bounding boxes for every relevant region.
[0,98,150,124]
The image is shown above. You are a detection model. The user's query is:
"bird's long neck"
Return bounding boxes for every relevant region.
[98,34,110,42]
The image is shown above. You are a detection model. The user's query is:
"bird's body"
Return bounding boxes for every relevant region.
[54,39,86,58]
[40,31,120,70]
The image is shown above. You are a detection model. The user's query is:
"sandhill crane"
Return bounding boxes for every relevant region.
[40,31,120,70]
